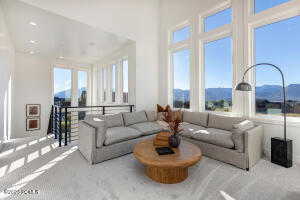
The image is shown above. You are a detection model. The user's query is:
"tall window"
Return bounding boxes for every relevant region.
[102,67,107,102]
[204,8,232,32]
[170,23,192,109]
[172,49,191,109]
[122,59,129,103]
[53,68,72,106]
[254,0,291,13]
[111,64,116,102]
[254,16,300,117]
[204,37,232,112]
[78,71,88,107]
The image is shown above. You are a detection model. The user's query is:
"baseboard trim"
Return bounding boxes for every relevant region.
[294,155,300,164]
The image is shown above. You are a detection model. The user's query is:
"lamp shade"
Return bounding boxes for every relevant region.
[235,81,252,91]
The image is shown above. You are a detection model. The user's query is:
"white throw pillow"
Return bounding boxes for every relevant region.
[232,120,255,153]
[232,120,255,134]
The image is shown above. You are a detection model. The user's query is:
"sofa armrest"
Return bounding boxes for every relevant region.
[244,125,264,169]
[78,121,97,164]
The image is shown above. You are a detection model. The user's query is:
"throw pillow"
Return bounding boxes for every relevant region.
[232,120,255,153]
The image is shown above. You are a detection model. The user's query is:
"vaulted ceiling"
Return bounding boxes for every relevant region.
[1,0,134,64]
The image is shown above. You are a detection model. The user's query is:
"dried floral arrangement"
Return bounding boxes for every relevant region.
[162,109,183,135]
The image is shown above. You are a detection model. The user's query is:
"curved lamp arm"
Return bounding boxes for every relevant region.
[241,63,287,140]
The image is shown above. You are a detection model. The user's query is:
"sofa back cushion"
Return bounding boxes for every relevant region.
[84,114,104,121]
[104,113,124,128]
[208,114,244,131]
[123,111,148,126]
[145,110,157,122]
[183,111,209,127]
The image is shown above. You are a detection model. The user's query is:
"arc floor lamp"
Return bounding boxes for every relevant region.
[236,63,292,168]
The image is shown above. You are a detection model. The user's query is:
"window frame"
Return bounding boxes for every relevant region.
[122,58,129,104]
[98,56,129,105]
[111,62,118,103]
[169,21,192,47]
[199,1,234,114]
[247,0,300,122]
[202,36,234,113]
[51,63,91,107]
[250,0,293,15]
[199,1,232,34]
[168,20,194,110]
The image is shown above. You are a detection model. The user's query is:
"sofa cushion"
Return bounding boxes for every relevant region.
[208,114,244,131]
[192,128,234,149]
[104,113,124,128]
[104,127,142,146]
[122,111,148,126]
[84,114,104,121]
[232,120,255,153]
[145,111,157,122]
[129,122,164,136]
[183,111,209,127]
[180,123,207,139]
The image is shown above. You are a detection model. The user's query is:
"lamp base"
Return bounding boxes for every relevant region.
[271,137,293,168]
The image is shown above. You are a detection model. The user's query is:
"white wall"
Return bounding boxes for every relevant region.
[0,4,14,144]
[19,0,160,111]
[159,0,300,163]
[12,52,52,138]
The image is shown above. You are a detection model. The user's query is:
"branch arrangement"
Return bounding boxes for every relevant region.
[162,109,183,135]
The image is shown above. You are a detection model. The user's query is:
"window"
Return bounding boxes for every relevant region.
[172,49,191,109]
[53,68,72,106]
[103,67,107,102]
[254,16,300,117]
[204,8,232,32]
[254,0,291,13]
[78,71,88,107]
[78,71,88,120]
[172,26,191,43]
[111,64,117,102]
[122,59,129,103]
[204,37,232,112]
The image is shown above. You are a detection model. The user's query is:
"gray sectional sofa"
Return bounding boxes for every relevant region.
[78,110,264,170]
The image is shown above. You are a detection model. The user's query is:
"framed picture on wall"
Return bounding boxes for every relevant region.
[26,104,41,117]
[26,118,40,131]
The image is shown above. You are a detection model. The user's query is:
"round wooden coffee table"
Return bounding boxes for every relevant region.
[133,139,202,184]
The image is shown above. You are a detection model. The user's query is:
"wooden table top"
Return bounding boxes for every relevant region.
[133,139,202,168]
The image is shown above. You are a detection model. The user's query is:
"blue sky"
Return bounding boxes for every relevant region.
[123,60,129,93]
[173,0,299,90]
[255,0,291,13]
[54,68,87,96]
[54,68,71,95]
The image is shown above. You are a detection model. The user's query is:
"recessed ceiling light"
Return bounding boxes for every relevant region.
[59,56,64,59]
[29,40,37,44]
[29,51,35,54]
[29,22,37,26]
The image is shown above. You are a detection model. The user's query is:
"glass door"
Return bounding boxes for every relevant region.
[53,67,72,106]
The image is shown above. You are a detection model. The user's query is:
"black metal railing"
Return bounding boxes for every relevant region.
[48,105,135,146]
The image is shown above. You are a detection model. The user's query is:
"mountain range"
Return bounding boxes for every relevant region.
[174,84,300,102]
[55,85,300,102]
[55,87,86,98]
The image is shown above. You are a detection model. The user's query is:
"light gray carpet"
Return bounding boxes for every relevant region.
[0,136,300,200]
